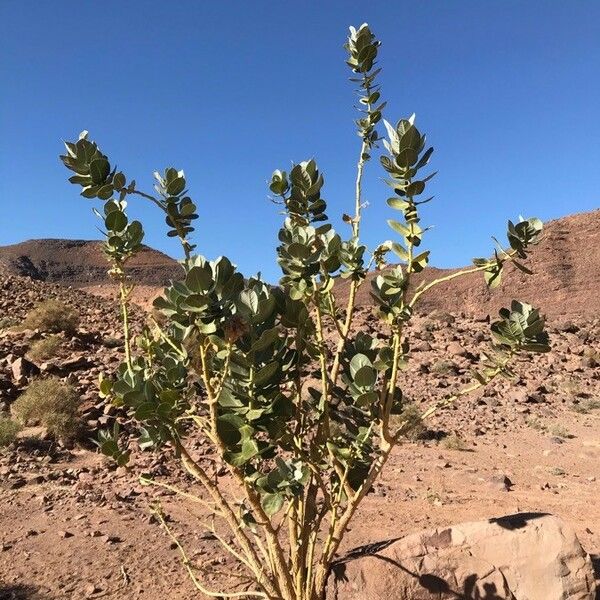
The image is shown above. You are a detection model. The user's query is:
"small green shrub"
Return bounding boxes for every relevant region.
[549,423,574,439]
[101,336,123,348]
[421,320,437,332]
[431,359,459,375]
[391,403,425,440]
[22,300,79,334]
[27,335,62,362]
[429,310,456,325]
[526,417,547,432]
[558,377,584,397]
[12,378,80,441]
[571,402,589,414]
[60,23,550,600]
[442,433,468,451]
[582,349,600,368]
[0,416,21,447]
[0,316,19,331]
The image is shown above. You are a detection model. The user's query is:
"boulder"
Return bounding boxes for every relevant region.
[327,513,596,600]
[10,356,39,385]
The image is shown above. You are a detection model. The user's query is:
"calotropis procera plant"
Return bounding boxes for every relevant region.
[60,24,549,600]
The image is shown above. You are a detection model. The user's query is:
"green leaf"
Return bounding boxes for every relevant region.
[350,354,372,379]
[97,184,114,200]
[186,266,212,293]
[105,210,127,232]
[354,365,376,388]
[355,390,378,407]
[81,185,100,198]
[228,438,260,466]
[405,181,425,196]
[261,493,284,516]
[180,294,209,312]
[251,327,279,353]
[410,250,430,273]
[484,268,502,289]
[113,172,126,190]
[217,413,244,445]
[387,198,410,211]
[395,148,419,168]
[391,242,409,261]
[167,177,185,196]
[387,219,410,237]
[135,402,155,420]
[89,158,110,185]
[254,362,278,386]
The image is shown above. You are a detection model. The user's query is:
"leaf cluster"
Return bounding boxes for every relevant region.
[58,23,553,600]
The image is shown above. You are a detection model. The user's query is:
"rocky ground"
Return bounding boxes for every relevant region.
[1,214,599,599]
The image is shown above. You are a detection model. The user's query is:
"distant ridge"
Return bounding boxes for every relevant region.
[0,239,182,288]
[337,209,600,319]
[1,209,598,317]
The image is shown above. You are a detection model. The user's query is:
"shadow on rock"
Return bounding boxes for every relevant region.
[328,513,596,600]
[0,585,52,600]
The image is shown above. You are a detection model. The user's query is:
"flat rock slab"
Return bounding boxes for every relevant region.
[327,513,597,600]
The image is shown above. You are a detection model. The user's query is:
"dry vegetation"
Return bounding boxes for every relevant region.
[22,299,79,334]
[12,378,80,442]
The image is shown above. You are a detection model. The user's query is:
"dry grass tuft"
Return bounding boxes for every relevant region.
[12,378,80,441]
[0,416,21,447]
[27,335,62,362]
[22,299,79,334]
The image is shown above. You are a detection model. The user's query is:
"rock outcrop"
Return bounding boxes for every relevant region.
[327,513,597,600]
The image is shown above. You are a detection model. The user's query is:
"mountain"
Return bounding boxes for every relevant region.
[0,239,181,288]
[1,209,598,317]
[337,209,600,319]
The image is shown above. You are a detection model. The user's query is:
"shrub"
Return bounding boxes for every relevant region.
[442,433,469,451]
[0,316,19,331]
[430,359,460,375]
[27,335,62,362]
[429,310,455,325]
[60,24,550,600]
[549,423,574,439]
[12,378,80,441]
[526,417,547,432]
[101,336,123,348]
[0,416,21,447]
[22,299,79,334]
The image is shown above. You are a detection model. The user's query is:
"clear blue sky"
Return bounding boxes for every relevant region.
[1,1,599,281]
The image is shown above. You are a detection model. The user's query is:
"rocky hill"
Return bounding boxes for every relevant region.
[0,213,599,598]
[1,209,598,318]
[0,239,181,288]
[339,209,600,319]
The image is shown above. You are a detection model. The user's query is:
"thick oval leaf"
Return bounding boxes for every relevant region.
[254,361,279,386]
[89,158,110,185]
[105,210,127,232]
[353,365,377,388]
[350,354,372,379]
[261,493,284,516]
[186,266,213,293]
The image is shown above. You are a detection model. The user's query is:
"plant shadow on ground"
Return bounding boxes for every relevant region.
[0,585,52,600]
[331,513,554,599]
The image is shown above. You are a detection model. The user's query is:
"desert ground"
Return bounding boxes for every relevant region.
[1,210,599,599]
